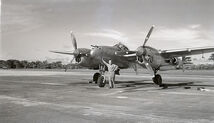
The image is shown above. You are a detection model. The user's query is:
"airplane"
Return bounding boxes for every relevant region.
[50,31,134,87]
[51,26,214,88]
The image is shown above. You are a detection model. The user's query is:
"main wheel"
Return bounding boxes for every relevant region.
[93,73,101,84]
[97,75,106,87]
[152,74,162,85]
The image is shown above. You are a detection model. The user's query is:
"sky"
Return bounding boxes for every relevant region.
[1,0,214,62]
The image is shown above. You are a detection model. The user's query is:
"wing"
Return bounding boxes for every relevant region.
[50,50,75,55]
[160,46,214,58]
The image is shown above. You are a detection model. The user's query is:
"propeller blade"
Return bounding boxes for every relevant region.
[143,25,155,47]
[50,50,76,55]
[141,56,155,76]
[66,57,75,70]
[132,63,138,75]
[70,31,77,50]
[70,57,75,63]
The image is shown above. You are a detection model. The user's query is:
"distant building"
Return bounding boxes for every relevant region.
[192,58,214,65]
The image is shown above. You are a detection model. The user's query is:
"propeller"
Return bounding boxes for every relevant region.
[50,31,91,70]
[136,25,155,76]
[70,31,77,50]
[51,31,87,62]
[70,31,89,57]
[137,25,155,56]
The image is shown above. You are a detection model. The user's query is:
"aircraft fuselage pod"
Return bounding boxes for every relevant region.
[89,46,130,69]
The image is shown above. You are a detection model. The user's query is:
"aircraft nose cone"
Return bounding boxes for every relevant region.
[90,50,95,56]
[90,47,102,58]
[90,48,99,57]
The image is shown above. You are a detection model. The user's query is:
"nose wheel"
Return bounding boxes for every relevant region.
[97,75,106,87]
[152,74,162,85]
[92,72,101,84]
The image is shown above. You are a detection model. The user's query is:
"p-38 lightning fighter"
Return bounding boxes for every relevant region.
[51,26,214,87]
[51,31,135,87]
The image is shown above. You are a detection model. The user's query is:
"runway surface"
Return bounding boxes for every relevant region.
[0,69,214,123]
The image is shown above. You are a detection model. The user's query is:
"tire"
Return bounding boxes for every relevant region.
[97,75,106,87]
[152,74,162,85]
[93,73,101,84]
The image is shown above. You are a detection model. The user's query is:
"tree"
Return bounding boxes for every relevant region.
[13,60,22,68]
[42,60,49,69]
[6,60,16,68]
[20,60,28,68]
[35,60,44,68]
[0,60,8,68]
[27,61,36,68]
[209,53,214,61]
[55,61,63,68]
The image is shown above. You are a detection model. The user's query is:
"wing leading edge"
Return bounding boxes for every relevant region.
[160,46,214,58]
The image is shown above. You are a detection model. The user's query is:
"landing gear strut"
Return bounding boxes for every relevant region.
[97,65,106,87]
[152,68,163,86]
[152,73,167,88]
[91,65,106,87]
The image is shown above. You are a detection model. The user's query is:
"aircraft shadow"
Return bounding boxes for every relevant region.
[116,80,153,86]
[115,80,214,91]
[67,79,214,91]
[116,80,156,90]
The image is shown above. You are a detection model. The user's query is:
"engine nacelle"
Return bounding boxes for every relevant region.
[165,57,180,65]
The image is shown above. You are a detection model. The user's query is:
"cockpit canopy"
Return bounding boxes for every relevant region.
[113,42,129,51]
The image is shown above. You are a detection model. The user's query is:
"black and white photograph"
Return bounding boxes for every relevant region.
[1,0,214,122]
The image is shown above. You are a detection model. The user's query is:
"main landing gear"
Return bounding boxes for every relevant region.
[152,68,166,88]
[97,75,106,87]
[152,74,162,85]
[152,69,162,86]
[152,71,167,89]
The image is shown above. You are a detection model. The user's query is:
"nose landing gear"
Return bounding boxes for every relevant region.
[92,72,106,87]
[91,65,107,87]
[152,74,162,85]
[93,72,101,84]
[97,75,106,87]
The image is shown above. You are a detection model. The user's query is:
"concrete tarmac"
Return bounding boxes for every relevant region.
[0,69,214,123]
